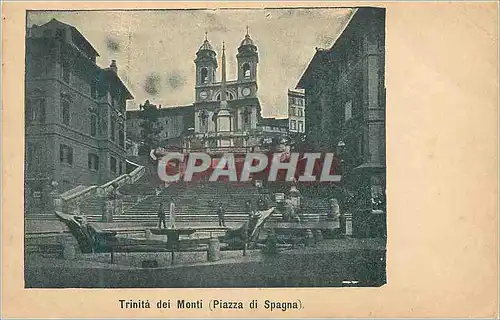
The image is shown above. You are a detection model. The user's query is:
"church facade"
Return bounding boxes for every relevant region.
[126,30,289,154]
[191,30,263,151]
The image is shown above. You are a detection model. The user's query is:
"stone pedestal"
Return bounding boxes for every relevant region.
[70,202,81,215]
[101,199,123,222]
[207,237,221,262]
[115,199,123,216]
[58,235,80,260]
[304,229,314,246]
[51,194,63,212]
[313,230,323,242]
[102,200,113,223]
[346,219,353,236]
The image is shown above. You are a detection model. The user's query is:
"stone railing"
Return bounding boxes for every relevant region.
[55,162,145,217]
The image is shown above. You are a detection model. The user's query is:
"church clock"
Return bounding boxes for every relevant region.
[242,87,251,97]
[199,90,208,100]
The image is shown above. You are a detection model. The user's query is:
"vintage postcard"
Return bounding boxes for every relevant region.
[1,1,498,318]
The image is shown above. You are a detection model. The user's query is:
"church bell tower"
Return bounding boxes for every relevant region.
[237,27,259,97]
[194,33,217,102]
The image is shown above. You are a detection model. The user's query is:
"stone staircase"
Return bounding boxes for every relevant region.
[25,150,343,225]
[129,182,260,213]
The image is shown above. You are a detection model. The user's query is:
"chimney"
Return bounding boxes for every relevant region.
[110,60,117,73]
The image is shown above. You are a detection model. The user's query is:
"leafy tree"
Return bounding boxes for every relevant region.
[288,131,307,152]
[138,100,162,155]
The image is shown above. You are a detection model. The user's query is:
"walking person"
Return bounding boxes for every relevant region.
[157,202,166,229]
[217,202,226,227]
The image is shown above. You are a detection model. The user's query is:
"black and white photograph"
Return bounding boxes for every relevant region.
[24,7,387,288]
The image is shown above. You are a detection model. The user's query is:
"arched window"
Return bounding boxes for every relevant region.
[242,63,251,78]
[216,91,234,101]
[200,68,208,84]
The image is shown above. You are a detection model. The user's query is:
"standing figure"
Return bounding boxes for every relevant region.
[258,194,269,211]
[217,202,226,227]
[245,200,253,218]
[157,202,166,229]
[169,201,176,229]
[287,198,300,222]
[339,205,346,237]
[329,198,340,221]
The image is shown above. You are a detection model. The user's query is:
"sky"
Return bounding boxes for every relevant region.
[27,8,353,118]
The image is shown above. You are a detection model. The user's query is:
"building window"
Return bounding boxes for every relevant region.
[26,98,46,123]
[298,120,304,132]
[290,120,297,131]
[110,118,115,142]
[61,98,70,125]
[110,156,117,173]
[297,108,303,117]
[26,142,34,171]
[61,59,70,84]
[90,76,98,99]
[55,28,65,40]
[30,58,43,78]
[59,144,73,165]
[358,135,365,162]
[242,63,251,78]
[288,96,294,105]
[345,100,353,122]
[90,114,97,137]
[242,108,251,126]
[119,128,124,147]
[88,153,99,171]
[201,68,208,84]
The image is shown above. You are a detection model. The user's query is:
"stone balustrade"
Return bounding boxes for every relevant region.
[54,162,145,221]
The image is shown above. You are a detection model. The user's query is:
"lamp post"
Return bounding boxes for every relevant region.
[336,140,346,175]
[336,140,349,237]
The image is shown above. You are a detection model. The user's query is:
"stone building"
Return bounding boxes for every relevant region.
[126,101,194,151]
[257,117,289,146]
[25,19,133,213]
[296,8,386,227]
[288,89,306,134]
